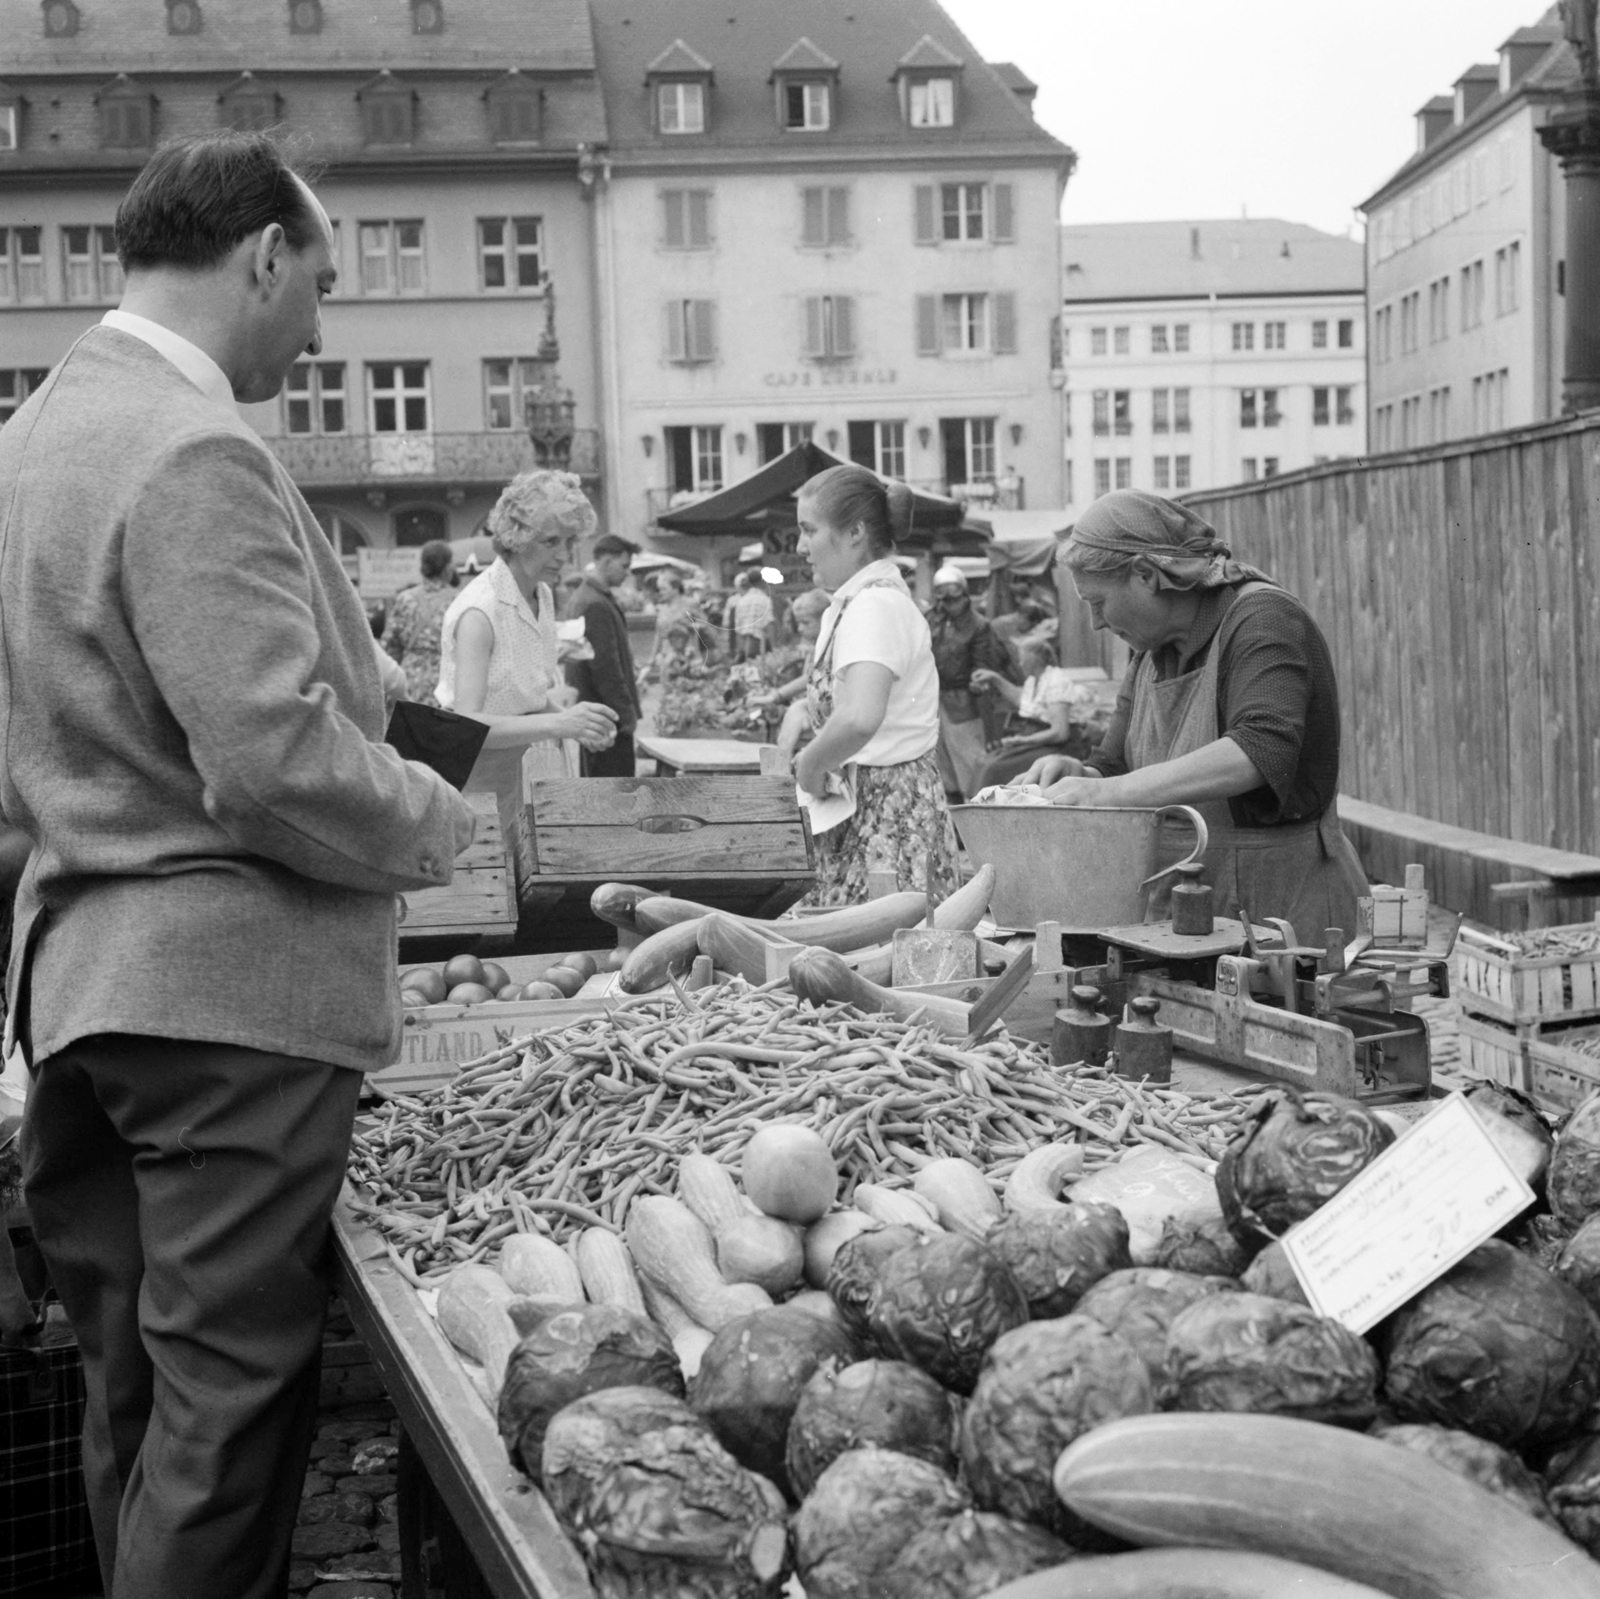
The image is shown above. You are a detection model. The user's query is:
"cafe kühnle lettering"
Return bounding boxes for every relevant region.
[762,368,898,387]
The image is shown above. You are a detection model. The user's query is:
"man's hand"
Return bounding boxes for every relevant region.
[553,702,618,751]
[970,667,1005,693]
[1013,754,1086,788]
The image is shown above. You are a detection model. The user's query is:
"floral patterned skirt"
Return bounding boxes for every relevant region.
[799,753,960,909]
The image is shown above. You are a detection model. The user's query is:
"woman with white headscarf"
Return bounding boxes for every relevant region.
[1021,490,1367,941]
[927,562,1012,801]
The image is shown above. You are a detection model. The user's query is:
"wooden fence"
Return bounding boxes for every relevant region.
[1175,414,1600,904]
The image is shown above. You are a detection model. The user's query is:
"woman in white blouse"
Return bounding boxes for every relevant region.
[970,650,1088,791]
[435,470,616,780]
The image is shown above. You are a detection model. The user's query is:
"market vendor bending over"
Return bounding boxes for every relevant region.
[1019,490,1368,941]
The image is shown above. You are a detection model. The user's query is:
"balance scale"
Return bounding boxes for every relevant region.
[1057,909,1454,1103]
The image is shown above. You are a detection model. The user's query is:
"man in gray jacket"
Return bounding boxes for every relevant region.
[0,133,475,1598]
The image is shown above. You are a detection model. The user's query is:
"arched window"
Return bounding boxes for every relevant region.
[393,505,449,547]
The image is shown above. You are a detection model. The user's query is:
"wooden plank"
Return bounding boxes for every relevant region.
[1546,434,1584,857]
[331,1203,596,1599]
[1470,443,1511,840]
[1503,442,1545,847]
[1577,430,1600,855]
[634,736,764,773]
[401,870,515,929]
[532,824,811,876]
[527,775,804,827]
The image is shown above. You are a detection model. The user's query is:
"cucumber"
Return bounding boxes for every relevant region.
[987,1548,1396,1599]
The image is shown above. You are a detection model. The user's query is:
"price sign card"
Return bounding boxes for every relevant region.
[1282,1093,1535,1334]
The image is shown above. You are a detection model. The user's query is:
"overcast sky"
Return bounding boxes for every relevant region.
[940,0,1549,238]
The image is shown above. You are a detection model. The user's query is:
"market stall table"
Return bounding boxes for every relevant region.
[635,735,765,777]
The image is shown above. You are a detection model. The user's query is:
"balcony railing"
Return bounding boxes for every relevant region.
[909,476,1026,512]
[266,429,601,488]
[645,485,722,522]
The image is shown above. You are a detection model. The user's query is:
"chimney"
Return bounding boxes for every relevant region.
[1453,63,1499,124]
[1415,95,1454,150]
[1190,226,1200,259]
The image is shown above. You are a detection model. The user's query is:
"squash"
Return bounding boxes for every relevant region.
[637,1275,717,1382]
[436,1263,522,1393]
[914,1157,1001,1239]
[984,1548,1396,1599]
[697,911,800,985]
[678,1153,750,1234]
[634,890,930,953]
[588,881,654,933]
[923,861,996,931]
[1052,1412,1599,1599]
[625,1194,774,1330]
[741,1124,839,1224]
[617,917,707,993]
[716,1213,806,1296]
[1004,1144,1086,1214]
[498,1232,586,1303]
[853,1182,943,1234]
[787,946,973,1035]
[573,1227,647,1316]
[803,1210,882,1287]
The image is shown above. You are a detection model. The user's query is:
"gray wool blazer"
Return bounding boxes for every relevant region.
[0,327,475,1073]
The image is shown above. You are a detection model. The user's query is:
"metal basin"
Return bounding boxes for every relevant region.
[950,804,1207,932]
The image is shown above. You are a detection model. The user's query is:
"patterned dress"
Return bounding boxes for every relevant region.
[381,577,455,705]
[797,577,959,909]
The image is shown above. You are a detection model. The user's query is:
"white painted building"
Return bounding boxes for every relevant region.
[1360,17,1571,448]
[587,0,1075,566]
[1059,219,1365,505]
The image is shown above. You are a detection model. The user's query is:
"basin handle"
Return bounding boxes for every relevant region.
[1138,805,1209,890]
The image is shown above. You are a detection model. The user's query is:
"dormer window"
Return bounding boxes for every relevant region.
[42,1,79,37]
[220,74,279,133]
[646,40,713,137]
[98,77,155,150]
[894,36,964,129]
[411,0,443,34]
[167,0,203,35]
[772,39,839,133]
[288,0,323,34]
[485,71,541,145]
[358,71,416,147]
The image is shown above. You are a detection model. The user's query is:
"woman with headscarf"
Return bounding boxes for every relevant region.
[927,563,1013,802]
[435,470,618,780]
[1020,489,1367,941]
[791,465,959,907]
[381,538,456,704]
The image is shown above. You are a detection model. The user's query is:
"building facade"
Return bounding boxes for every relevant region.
[0,0,607,574]
[1058,220,1366,503]
[1360,18,1570,449]
[585,0,1075,566]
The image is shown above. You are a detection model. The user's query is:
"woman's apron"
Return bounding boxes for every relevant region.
[1126,582,1368,944]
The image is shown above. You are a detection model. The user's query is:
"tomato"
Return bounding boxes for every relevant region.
[741,1124,839,1223]
[445,981,495,1006]
[540,965,585,998]
[400,988,433,1010]
[560,951,599,981]
[496,983,523,1001]
[400,966,447,1004]
[480,961,510,992]
[519,981,564,1001]
[443,953,487,989]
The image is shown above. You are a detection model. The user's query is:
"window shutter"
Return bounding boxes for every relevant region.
[688,189,711,247]
[692,299,715,360]
[666,301,685,361]
[914,185,936,245]
[662,190,685,248]
[834,295,855,355]
[847,421,875,467]
[827,186,850,244]
[993,292,1017,354]
[993,182,1015,243]
[915,294,940,355]
[802,187,825,246]
[804,296,824,357]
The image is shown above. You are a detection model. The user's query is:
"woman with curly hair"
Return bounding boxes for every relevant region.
[381,538,456,705]
[435,470,617,779]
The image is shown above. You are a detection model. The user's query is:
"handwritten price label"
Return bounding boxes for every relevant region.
[1281,1093,1535,1334]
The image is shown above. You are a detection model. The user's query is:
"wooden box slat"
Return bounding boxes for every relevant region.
[401,793,517,940]
[527,775,802,828]
[534,824,811,877]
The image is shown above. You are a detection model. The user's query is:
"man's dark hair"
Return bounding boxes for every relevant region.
[592,535,640,560]
[115,132,321,272]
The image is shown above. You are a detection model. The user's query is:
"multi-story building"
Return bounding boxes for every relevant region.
[1058,219,1365,502]
[585,0,1075,563]
[1360,17,1570,448]
[0,0,607,570]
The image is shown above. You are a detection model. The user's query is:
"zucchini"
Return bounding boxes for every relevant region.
[633,891,930,953]
[913,1157,1001,1238]
[436,1263,521,1393]
[697,912,799,985]
[986,1548,1396,1599]
[678,1152,750,1234]
[1004,1144,1086,1214]
[787,946,972,1035]
[924,861,996,930]
[572,1227,647,1316]
[588,881,654,933]
[1053,1412,1599,1599]
[617,916,707,993]
[624,1194,774,1330]
[498,1233,586,1303]
[852,1182,942,1234]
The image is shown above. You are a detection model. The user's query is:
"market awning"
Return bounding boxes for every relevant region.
[968,510,1072,578]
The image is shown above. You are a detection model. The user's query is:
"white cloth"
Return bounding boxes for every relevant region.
[814,558,939,767]
[1017,665,1082,723]
[436,558,574,779]
[101,310,238,414]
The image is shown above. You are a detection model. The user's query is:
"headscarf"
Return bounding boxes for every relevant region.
[1061,490,1273,592]
[932,564,968,593]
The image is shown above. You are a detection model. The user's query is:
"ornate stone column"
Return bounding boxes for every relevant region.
[1540,92,1600,412]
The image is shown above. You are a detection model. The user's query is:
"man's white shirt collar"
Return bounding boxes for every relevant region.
[101,310,238,415]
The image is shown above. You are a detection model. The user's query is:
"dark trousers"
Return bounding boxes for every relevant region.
[581,728,636,777]
[20,1034,362,1599]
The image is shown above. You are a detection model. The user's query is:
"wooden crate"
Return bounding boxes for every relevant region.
[512,776,815,951]
[1529,1022,1600,1114]
[1455,920,1600,1028]
[1456,1010,1533,1094]
[400,792,517,946]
